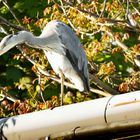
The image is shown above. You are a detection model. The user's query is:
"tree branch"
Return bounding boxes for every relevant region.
[99,0,107,18]
[89,74,119,95]
[104,29,138,66]
[0,16,27,31]
[62,0,125,24]
[1,0,21,25]
[59,0,100,36]
[61,0,140,33]
[0,87,18,102]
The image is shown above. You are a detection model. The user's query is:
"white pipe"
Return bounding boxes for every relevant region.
[0,91,140,140]
[106,91,140,123]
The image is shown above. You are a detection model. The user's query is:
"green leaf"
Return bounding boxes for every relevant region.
[13,2,24,12]
[29,99,37,108]
[18,77,32,90]
[0,6,9,14]
[6,66,22,82]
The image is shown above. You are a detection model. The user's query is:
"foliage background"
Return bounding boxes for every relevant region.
[0,0,140,117]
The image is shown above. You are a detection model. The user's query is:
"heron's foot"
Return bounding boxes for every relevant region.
[59,92,65,106]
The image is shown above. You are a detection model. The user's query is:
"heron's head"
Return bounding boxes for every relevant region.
[0,34,15,55]
[0,31,32,56]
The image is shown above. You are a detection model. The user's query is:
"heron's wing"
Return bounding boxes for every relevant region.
[54,21,89,90]
[56,22,87,69]
[41,20,87,72]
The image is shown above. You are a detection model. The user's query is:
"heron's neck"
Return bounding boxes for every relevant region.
[18,31,58,50]
[0,30,58,55]
[17,31,46,49]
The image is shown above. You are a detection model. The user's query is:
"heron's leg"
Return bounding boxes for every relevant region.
[60,70,64,106]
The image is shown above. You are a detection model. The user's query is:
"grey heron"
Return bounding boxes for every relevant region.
[0,20,89,105]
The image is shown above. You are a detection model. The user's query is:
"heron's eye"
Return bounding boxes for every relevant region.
[0,34,13,49]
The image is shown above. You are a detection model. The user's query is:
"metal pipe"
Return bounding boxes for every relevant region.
[0,91,140,140]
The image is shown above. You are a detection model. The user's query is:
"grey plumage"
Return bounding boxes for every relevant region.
[0,20,89,92]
